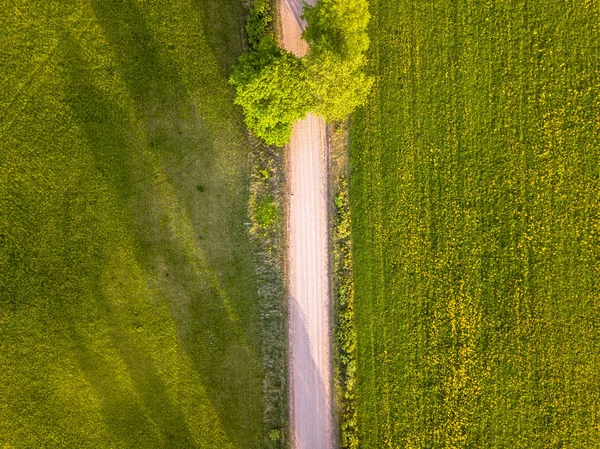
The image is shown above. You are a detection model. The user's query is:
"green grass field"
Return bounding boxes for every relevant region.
[350,0,600,447]
[0,1,268,447]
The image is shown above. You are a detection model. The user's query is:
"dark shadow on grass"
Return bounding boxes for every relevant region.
[59,4,265,447]
[192,0,248,75]
[59,35,197,448]
[65,311,198,448]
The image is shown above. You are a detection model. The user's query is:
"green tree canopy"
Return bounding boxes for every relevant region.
[232,52,314,146]
[305,51,373,122]
[302,0,370,60]
[231,0,372,145]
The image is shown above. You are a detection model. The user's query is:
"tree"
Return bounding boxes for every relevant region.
[302,0,370,60]
[231,0,373,145]
[232,52,313,146]
[303,0,373,122]
[305,50,373,122]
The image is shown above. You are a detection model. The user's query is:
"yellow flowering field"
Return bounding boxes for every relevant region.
[350,0,600,447]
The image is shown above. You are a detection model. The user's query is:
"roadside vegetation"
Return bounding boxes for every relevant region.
[350,0,600,447]
[247,135,288,449]
[231,0,372,145]
[0,0,269,447]
[329,125,358,449]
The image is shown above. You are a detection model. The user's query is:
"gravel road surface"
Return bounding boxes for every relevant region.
[280,1,334,448]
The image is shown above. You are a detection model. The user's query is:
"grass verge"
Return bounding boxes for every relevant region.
[247,135,288,449]
[329,123,358,449]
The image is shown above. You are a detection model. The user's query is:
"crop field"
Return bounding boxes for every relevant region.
[0,1,267,448]
[350,0,600,447]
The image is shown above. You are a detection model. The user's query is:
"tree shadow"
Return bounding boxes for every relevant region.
[65,305,197,448]
[58,33,196,447]
[282,0,308,32]
[288,300,334,449]
[192,0,248,75]
[87,0,203,145]
[58,5,264,445]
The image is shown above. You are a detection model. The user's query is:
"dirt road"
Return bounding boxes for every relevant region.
[280,1,334,448]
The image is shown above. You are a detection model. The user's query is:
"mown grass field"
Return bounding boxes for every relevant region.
[0,1,268,447]
[350,0,600,447]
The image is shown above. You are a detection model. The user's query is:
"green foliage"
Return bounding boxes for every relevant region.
[255,196,280,229]
[351,0,600,447]
[230,0,313,146]
[305,52,373,122]
[268,429,281,442]
[246,2,276,50]
[302,0,372,122]
[235,2,281,81]
[302,0,370,60]
[232,52,313,146]
[232,0,372,145]
[332,179,359,449]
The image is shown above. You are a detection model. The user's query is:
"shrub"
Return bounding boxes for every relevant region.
[246,3,275,50]
[255,196,279,228]
[269,429,282,442]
